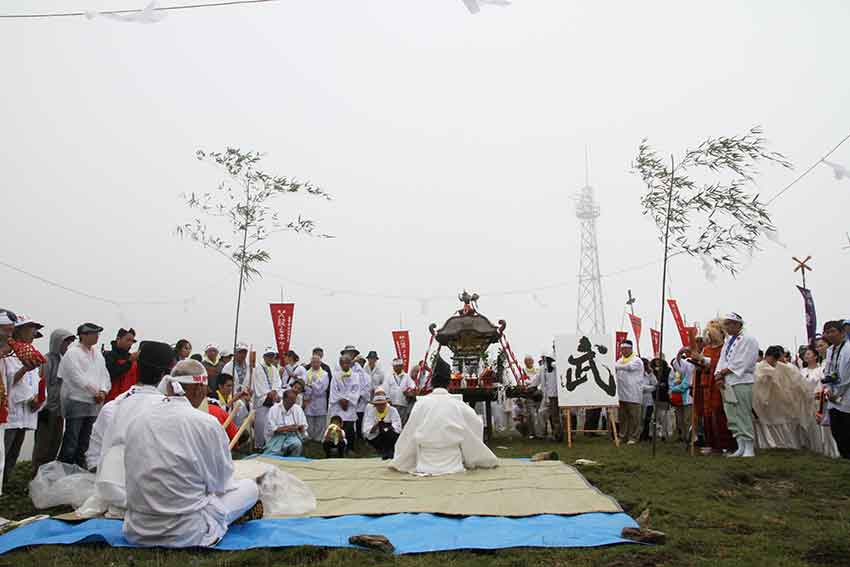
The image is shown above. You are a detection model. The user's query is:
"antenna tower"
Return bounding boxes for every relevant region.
[575,149,606,335]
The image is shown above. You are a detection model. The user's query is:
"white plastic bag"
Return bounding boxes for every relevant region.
[29,461,96,509]
[232,460,316,517]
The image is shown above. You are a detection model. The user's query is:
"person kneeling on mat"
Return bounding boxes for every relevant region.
[363,388,402,460]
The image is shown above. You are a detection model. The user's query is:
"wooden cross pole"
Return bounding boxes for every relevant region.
[792,256,813,289]
[626,289,636,315]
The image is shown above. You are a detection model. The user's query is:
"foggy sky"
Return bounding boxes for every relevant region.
[2,0,849,363]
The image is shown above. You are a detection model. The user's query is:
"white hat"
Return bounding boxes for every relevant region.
[372,388,388,403]
[220,347,233,357]
[235,342,250,352]
[392,357,404,366]
[0,311,15,326]
[14,313,43,329]
[204,343,220,353]
[723,312,744,324]
[263,346,278,356]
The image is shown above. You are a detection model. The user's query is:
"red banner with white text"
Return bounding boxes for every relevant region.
[628,314,643,356]
[392,330,411,373]
[650,328,661,357]
[269,303,295,354]
[615,331,629,361]
[666,299,690,347]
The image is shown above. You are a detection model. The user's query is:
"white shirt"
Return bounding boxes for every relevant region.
[254,364,282,406]
[641,371,658,407]
[265,401,308,441]
[329,370,360,421]
[716,332,759,387]
[221,360,249,392]
[95,385,165,510]
[303,367,329,416]
[364,363,386,394]
[615,355,644,404]
[382,371,416,407]
[352,363,370,412]
[390,388,499,476]
[539,365,559,398]
[281,364,307,388]
[123,396,235,548]
[362,404,402,440]
[57,342,111,404]
[86,388,133,471]
[825,339,850,413]
[3,356,39,430]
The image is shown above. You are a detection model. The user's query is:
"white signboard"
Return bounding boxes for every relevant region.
[555,333,619,408]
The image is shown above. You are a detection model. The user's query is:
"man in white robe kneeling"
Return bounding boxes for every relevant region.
[264,388,308,457]
[390,356,498,476]
[123,359,259,548]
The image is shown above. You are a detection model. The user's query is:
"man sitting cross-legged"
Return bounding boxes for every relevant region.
[264,388,308,457]
[123,359,259,548]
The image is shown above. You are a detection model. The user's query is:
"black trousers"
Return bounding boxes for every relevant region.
[355,412,365,445]
[829,408,850,459]
[367,428,400,459]
[32,410,64,478]
[342,421,357,454]
[3,428,27,487]
[323,440,347,458]
[640,406,654,441]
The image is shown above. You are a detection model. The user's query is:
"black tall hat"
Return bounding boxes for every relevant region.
[138,341,177,373]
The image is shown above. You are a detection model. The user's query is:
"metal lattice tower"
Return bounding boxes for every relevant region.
[575,159,606,335]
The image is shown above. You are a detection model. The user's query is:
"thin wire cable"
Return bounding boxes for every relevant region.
[0,0,280,19]
[765,131,850,205]
[0,260,194,306]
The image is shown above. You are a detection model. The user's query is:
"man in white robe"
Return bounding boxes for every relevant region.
[221,344,250,393]
[539,353,562,441]
[123,359,258,548]
[364,351,386,398]
[362,388,402,459]
[87,341,175,517]
[264,388,308,457]
[253,347,282,451]
[303,355,330,441]
[330,354,360,453]
[390,356,498,476]
[382,358,417,424]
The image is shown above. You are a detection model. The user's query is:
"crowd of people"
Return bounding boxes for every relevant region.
[0,305,847,546]
[499,313,850,460]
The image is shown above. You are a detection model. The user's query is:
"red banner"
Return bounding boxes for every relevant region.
[666,299,690,347]
[269,303,295,354]
[615,331,629,360]
[650,328,661,357]
[392,330,411,373]
[628,314,642,356]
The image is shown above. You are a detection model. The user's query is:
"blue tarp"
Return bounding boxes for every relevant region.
[0,513,637,555]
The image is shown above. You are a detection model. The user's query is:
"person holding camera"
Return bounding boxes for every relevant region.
[822,320,850,458]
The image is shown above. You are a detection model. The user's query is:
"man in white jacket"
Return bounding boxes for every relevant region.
[329,354,360,454]
[123,360,258,548]
[615,340,644,445]
[58,323,111,468]
[303,355,330,441]
[264,388,308,457]
[716,312,760,458]
[253,347,282,451]
[381,358,416,424]
[390,356,498,476]
[362,388,402,459]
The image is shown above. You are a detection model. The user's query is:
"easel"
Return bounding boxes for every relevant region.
[562,406,620,448]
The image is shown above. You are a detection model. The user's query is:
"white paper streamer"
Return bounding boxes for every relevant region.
[700,255,717,283]
[822,159,850,181]
[462,0,511,14]
[87,1,166,24]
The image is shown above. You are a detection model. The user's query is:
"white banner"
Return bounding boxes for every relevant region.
[555,333,619,408]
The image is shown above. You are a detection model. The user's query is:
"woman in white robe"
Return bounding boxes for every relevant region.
[799,346,839,457]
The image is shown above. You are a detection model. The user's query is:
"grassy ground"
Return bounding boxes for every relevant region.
[1,435,849,567]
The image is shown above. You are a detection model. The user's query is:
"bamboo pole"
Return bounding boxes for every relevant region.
[229,409,256,451]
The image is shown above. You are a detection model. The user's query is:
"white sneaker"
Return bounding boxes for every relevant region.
[741,439,755,458]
